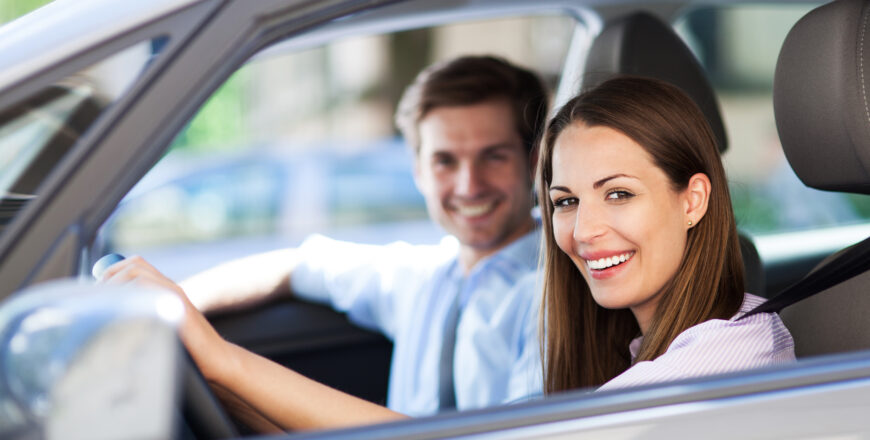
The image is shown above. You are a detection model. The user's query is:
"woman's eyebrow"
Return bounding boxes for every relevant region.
[593,173,637,189]
[549,185,571,193]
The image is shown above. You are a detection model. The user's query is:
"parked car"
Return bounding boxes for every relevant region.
[102,140,437,280]
[0,0,869,439]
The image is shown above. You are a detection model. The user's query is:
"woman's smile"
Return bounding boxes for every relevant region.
[581,250,635,279]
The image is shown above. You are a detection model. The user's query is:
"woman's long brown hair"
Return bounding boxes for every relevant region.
[538,77,744,392]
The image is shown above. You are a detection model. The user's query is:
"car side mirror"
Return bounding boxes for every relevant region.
[0,280,184,439]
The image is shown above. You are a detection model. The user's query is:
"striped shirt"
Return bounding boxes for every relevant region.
[598,293,795,391]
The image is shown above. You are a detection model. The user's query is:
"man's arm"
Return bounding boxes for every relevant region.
[102,256,407,431]
[180,248,300,314]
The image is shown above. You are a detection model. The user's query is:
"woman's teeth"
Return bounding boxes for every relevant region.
[586,252,634,270]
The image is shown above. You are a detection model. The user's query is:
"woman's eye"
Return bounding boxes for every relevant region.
[552,197,577,208]
[606,190,634,201]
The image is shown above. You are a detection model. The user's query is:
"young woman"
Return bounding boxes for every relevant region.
[538,76,794,393]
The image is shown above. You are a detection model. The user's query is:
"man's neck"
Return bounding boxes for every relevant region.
[457,219,535,275]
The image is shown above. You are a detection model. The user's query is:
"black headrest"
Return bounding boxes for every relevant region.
[774,0,870,194]
[582,12,728,153]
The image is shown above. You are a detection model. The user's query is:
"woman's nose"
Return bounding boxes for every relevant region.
[573,204,606,243]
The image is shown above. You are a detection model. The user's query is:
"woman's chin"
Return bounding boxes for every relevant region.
[589,291,631,310]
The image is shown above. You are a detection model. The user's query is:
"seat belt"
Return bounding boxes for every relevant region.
[740,235,870,319]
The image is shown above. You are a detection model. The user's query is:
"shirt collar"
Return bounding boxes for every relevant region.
[490,226,541,270]
[628,335,643,361]
[442,225,541,287]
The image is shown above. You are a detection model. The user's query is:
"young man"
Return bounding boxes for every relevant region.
[180,55,548,417]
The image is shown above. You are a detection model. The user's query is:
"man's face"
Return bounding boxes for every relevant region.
[414,99,535,260]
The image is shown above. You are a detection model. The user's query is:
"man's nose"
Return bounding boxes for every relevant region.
[455,162,486,197]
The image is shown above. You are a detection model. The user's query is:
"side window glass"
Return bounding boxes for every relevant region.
[103,16,576,280]
[676,5,870,235]
[0,37,167,236]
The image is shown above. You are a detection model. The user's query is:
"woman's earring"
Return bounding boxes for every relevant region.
[687,220,693,226]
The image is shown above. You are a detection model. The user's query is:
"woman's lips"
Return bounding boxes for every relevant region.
[585,251,635,280]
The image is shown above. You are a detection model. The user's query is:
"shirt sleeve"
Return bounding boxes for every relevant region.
[598,311,795,391]
[290,234,456,340]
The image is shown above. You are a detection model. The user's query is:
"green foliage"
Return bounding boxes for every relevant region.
[171,70,248,152]
[730,181,780,233]
[0,0,53,23]
[846,193,870,219]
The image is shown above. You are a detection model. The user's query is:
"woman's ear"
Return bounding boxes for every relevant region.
[684,173,711,228]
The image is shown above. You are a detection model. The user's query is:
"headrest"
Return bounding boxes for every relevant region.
[582,12,728,153]
[774,0,870,194]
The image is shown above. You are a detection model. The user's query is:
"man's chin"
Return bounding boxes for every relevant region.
[454,231,509,252]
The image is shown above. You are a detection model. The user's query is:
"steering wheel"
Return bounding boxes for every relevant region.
[180,345,239,439]
[93,254,237,439]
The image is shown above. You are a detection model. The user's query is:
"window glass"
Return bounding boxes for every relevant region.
[676,5,870,235]
[104,15,577,280]
[0,38,166,237]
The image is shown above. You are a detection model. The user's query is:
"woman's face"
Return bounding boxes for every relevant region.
[549,123,700,333]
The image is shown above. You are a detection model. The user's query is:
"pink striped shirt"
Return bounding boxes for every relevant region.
[598,293,795,391]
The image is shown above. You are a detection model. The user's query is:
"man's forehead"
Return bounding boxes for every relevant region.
[416,100,523,156]
[426,142,522,157]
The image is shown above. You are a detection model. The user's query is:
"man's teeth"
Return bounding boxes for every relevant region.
[586,252,634,270]
[456,202,495,217]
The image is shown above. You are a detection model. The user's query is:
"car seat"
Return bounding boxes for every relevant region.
[766,0,870,357]
[579,11,766,296]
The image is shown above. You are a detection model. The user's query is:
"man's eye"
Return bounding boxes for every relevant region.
[606,190,635,201]
[433,156,455,167]
[484,152,509,162]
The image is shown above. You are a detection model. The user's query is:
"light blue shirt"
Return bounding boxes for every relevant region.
[290,229,543,416]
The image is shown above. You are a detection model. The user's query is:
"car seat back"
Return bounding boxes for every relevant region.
[771,0,870,357]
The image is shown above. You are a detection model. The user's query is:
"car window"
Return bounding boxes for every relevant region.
[0,37,167,237]
[676,4,870,235]
[103,15,578,280]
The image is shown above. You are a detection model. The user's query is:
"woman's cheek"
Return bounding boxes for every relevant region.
[552,212,575,257]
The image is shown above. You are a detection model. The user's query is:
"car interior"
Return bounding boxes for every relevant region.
[202,8,780,424]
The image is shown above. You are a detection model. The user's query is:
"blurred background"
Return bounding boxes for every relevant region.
[5,1,869,280]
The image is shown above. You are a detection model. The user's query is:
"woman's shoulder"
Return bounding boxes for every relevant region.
[670,293,794,362]
[734,292,767,318]
[598,294,795,392]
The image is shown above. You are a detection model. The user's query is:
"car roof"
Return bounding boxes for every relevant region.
[0,0,823,93]
[0,0,203,90]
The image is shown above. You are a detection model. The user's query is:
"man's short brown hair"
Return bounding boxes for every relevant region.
[395,55,548,155]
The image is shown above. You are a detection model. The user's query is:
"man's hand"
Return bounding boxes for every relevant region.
[100,256,230,380]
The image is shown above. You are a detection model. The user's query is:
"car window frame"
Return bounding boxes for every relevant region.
[279,350,870,439]
[0,1,222,298]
